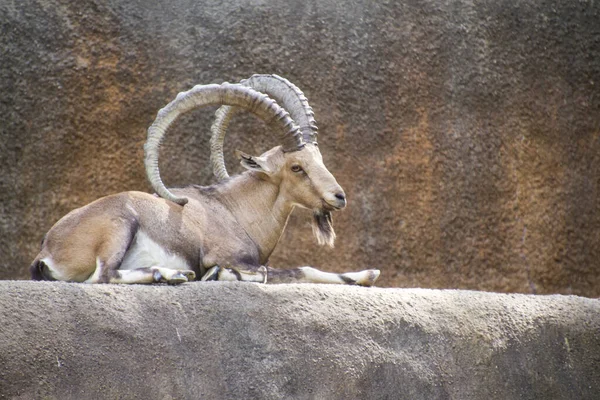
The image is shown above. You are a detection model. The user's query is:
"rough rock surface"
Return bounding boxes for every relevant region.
[1,0,600,295]
[0,281,598,399]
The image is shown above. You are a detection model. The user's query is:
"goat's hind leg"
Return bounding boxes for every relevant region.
[267,266,380,286]
[88,266,195,284]
[82,222,196,285]
[109,267,195,285]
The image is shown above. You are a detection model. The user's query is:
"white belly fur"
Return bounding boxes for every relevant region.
[120,231,191,271]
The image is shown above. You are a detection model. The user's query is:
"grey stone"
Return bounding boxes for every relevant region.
[0,281,598,399]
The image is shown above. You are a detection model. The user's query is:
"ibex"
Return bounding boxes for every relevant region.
[30,75,380,286]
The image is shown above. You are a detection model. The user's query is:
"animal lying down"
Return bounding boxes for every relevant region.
[30,75,380,287]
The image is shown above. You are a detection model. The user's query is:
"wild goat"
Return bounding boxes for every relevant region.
[30,75,380,286]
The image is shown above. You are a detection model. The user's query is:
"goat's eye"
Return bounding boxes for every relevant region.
[291,165,303,173]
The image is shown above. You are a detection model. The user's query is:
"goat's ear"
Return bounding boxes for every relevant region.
[236,150,273,174]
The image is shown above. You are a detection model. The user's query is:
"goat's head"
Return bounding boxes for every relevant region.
[211,75,345,247]
[237,143,345,247]
[145,76,344,247]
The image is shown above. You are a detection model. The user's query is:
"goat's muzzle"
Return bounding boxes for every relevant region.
[322,191,346,211]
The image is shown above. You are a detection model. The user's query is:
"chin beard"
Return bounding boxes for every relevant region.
[312,210,336,248]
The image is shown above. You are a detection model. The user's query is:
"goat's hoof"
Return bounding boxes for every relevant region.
[153,270,164,283]
[357,269,381,287]
[167,272,189,285]
[180,270,196,281]
[201,266,220,281]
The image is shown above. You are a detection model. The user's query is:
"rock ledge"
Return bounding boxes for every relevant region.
[0,281,598,399]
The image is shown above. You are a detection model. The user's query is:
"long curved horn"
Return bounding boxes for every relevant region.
[210,105,239,181]
[145,83,304,205]
[210,74,318,180]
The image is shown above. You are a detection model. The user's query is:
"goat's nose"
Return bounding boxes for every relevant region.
[334,192,347,208]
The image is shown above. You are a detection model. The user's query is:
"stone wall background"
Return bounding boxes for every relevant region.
[1,0,599,295]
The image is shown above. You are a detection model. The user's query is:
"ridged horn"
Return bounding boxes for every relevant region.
[210,74,318,180]
[145,83,303,205]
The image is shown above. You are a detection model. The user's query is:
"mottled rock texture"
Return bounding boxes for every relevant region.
[0,281,598,399]
[1,0,599,295]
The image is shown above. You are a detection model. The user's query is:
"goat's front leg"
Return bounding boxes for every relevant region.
[202,265,380,287]
[266,266,380,287]
[201,265,267,283]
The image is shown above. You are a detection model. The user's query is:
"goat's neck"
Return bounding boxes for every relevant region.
[217,172,293,263]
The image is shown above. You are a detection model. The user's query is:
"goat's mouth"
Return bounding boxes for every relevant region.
[321,199,344,212]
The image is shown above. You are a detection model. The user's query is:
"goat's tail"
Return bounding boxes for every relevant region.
[30,259,55,281]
